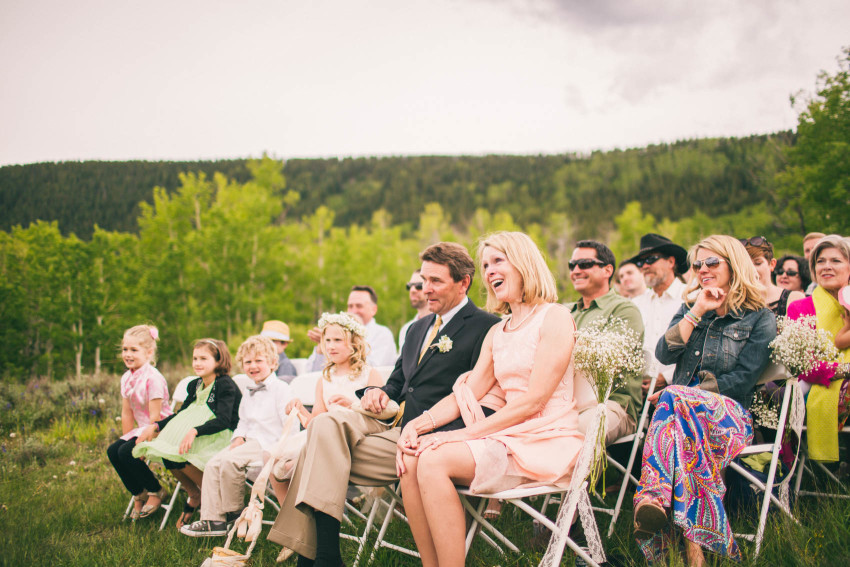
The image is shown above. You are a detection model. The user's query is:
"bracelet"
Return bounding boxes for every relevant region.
[423,410,437,431]
[682,310,701,327]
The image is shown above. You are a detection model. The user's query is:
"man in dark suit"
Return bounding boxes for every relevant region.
[268,242,500,566]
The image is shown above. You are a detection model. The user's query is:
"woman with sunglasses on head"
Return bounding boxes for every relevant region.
[773,254,812,295]
[633,235,776,566]
[741,237,805,317]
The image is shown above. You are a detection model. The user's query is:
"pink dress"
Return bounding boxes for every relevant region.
[456,304,584,493]
[120,363,173,440]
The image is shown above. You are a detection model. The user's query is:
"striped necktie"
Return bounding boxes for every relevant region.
[418,315,442,364]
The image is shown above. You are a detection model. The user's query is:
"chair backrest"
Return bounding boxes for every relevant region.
[232,374,255,397]
[374,366,393,385]
[172,375,197,405]
[289,371,322,406]
[290,358,308,377]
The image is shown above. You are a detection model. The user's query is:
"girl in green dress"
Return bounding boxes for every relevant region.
[134,339,242,528]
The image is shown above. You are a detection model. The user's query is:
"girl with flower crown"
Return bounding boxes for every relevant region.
[270,312,385,503]
[107,324,174,520]
[133,338,241,528]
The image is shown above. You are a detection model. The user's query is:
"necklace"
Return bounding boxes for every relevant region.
[505,304,539,332]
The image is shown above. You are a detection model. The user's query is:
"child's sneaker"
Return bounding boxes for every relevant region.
[180,519,228,537]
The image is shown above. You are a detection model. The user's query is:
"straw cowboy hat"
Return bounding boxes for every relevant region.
[260,320,291,342]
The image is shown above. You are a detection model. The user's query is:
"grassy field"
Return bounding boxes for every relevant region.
[2,373,849,567]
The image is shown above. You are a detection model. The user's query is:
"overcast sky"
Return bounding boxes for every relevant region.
[1,0,847,166]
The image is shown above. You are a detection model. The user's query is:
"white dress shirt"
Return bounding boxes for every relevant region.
[632,278,687,384]
[231,372,295,452]
[418,296,468,353]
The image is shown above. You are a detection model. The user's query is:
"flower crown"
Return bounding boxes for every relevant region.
[318,312,367,338]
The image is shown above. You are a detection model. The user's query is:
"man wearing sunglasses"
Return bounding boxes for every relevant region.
[567,240,644,443]
[626,234,690,398]
[398,270,429,349]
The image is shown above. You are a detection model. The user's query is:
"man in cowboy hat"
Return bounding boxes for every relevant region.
[626,234,689,396]
[261,320,298,382]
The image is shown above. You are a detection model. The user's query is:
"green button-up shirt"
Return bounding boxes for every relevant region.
[567,288,645,422]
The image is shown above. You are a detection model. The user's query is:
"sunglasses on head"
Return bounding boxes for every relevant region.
[739,236,770,248]
[774,268,799,277]
[635,254,663,268]
[692,256,725,270]
[568,258,607,271]
[405,282,423,291]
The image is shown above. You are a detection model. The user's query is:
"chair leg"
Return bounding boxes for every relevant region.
[159,481,182,531]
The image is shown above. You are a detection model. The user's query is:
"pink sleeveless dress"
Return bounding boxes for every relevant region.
[457,304,584,493]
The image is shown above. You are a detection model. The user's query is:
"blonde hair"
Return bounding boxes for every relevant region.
[684,235,765,314]
[122,324,159,365]
[321,323,367,382]
[236,335,279,372]
[477,231,558,315]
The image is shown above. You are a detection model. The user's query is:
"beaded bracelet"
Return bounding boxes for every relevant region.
[423,410,437,431]
[682,310,701,327]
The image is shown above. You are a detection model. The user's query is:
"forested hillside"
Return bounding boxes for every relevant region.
[1,133,795,240]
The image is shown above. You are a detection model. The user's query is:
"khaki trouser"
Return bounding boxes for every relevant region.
[200,438,263,522]
[267,410,396,559]
[578,400,636,445]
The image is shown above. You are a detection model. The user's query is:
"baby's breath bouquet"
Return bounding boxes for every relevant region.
[770,316,841,385]
[574,317,645,403]
[573,317,644,494]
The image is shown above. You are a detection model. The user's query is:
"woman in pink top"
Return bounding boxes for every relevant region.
[106,324,173,520]
[396,232,583,567]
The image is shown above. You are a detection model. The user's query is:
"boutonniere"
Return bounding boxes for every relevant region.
[430,335,453,353]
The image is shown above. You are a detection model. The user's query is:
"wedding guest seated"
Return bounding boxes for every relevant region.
[567,240,644,443]
[396,231,584,567]
[741,237,804,317]
[261,320,298,382]
[305,285,397,371]
[180,335,293,537]
[614,260,647,299]
[773,254,811,295]
[787,235,850,462]
[633,235,776,566]
[399,269,429,349]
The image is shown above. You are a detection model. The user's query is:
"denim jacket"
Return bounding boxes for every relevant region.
[656,304,777,407]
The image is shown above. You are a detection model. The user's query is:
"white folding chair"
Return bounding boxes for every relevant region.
[599,375,659,537]
[122,480,183,531]
[343,483,420,566]
[456,402,609,567]
[793,424,850,499]
[171,375,197,409]
[290,358,308,377]
[729,364,804,557]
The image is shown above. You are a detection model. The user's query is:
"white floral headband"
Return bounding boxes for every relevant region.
[318,312,367,338]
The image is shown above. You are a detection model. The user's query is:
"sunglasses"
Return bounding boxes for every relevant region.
[692,256,725,271]
[774,268,799,277]
[739,236,770,248]
[635,254,663,268]
[569,258,607,271]
[405,282,423,291]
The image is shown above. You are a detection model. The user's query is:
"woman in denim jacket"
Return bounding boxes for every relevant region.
[632,235,776,566]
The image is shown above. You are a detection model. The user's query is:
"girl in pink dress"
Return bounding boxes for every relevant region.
[106,324,173,520]
[396,231,584,567]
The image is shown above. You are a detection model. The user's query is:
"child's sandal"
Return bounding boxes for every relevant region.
[129,491,148,521]
[139,487,168,519]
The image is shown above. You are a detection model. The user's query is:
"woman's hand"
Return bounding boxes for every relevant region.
[326,395,352,408]
[178,428,198,454]
[395,423,421,476]
[693,287,726,315]
[135,424,157,444]
[285,398,303,414]
[415,430,465,456]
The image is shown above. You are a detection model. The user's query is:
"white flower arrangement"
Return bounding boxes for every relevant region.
[750,392,780,429]
[573,317,644,496]
[769,316,840,378]
[318,312,367,338]
[431,335,453,353]
[573,317,645,403]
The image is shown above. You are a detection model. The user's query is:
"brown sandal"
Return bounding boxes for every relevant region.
[176,496,200,529]
[634,497,667,537]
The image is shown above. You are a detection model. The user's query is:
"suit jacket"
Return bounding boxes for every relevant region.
[380,299,500,429]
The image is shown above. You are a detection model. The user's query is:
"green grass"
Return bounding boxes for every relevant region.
[2,374,849,566]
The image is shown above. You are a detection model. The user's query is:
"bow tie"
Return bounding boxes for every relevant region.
[247,382,267,396]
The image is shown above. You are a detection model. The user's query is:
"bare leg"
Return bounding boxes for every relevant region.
[270,475,291,506]
[686,540,706,567]
[170,465,204,527]
[399,453,438,567]
[416,443,477,567]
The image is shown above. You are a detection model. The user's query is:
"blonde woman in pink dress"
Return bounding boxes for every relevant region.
[396,231,584,567]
